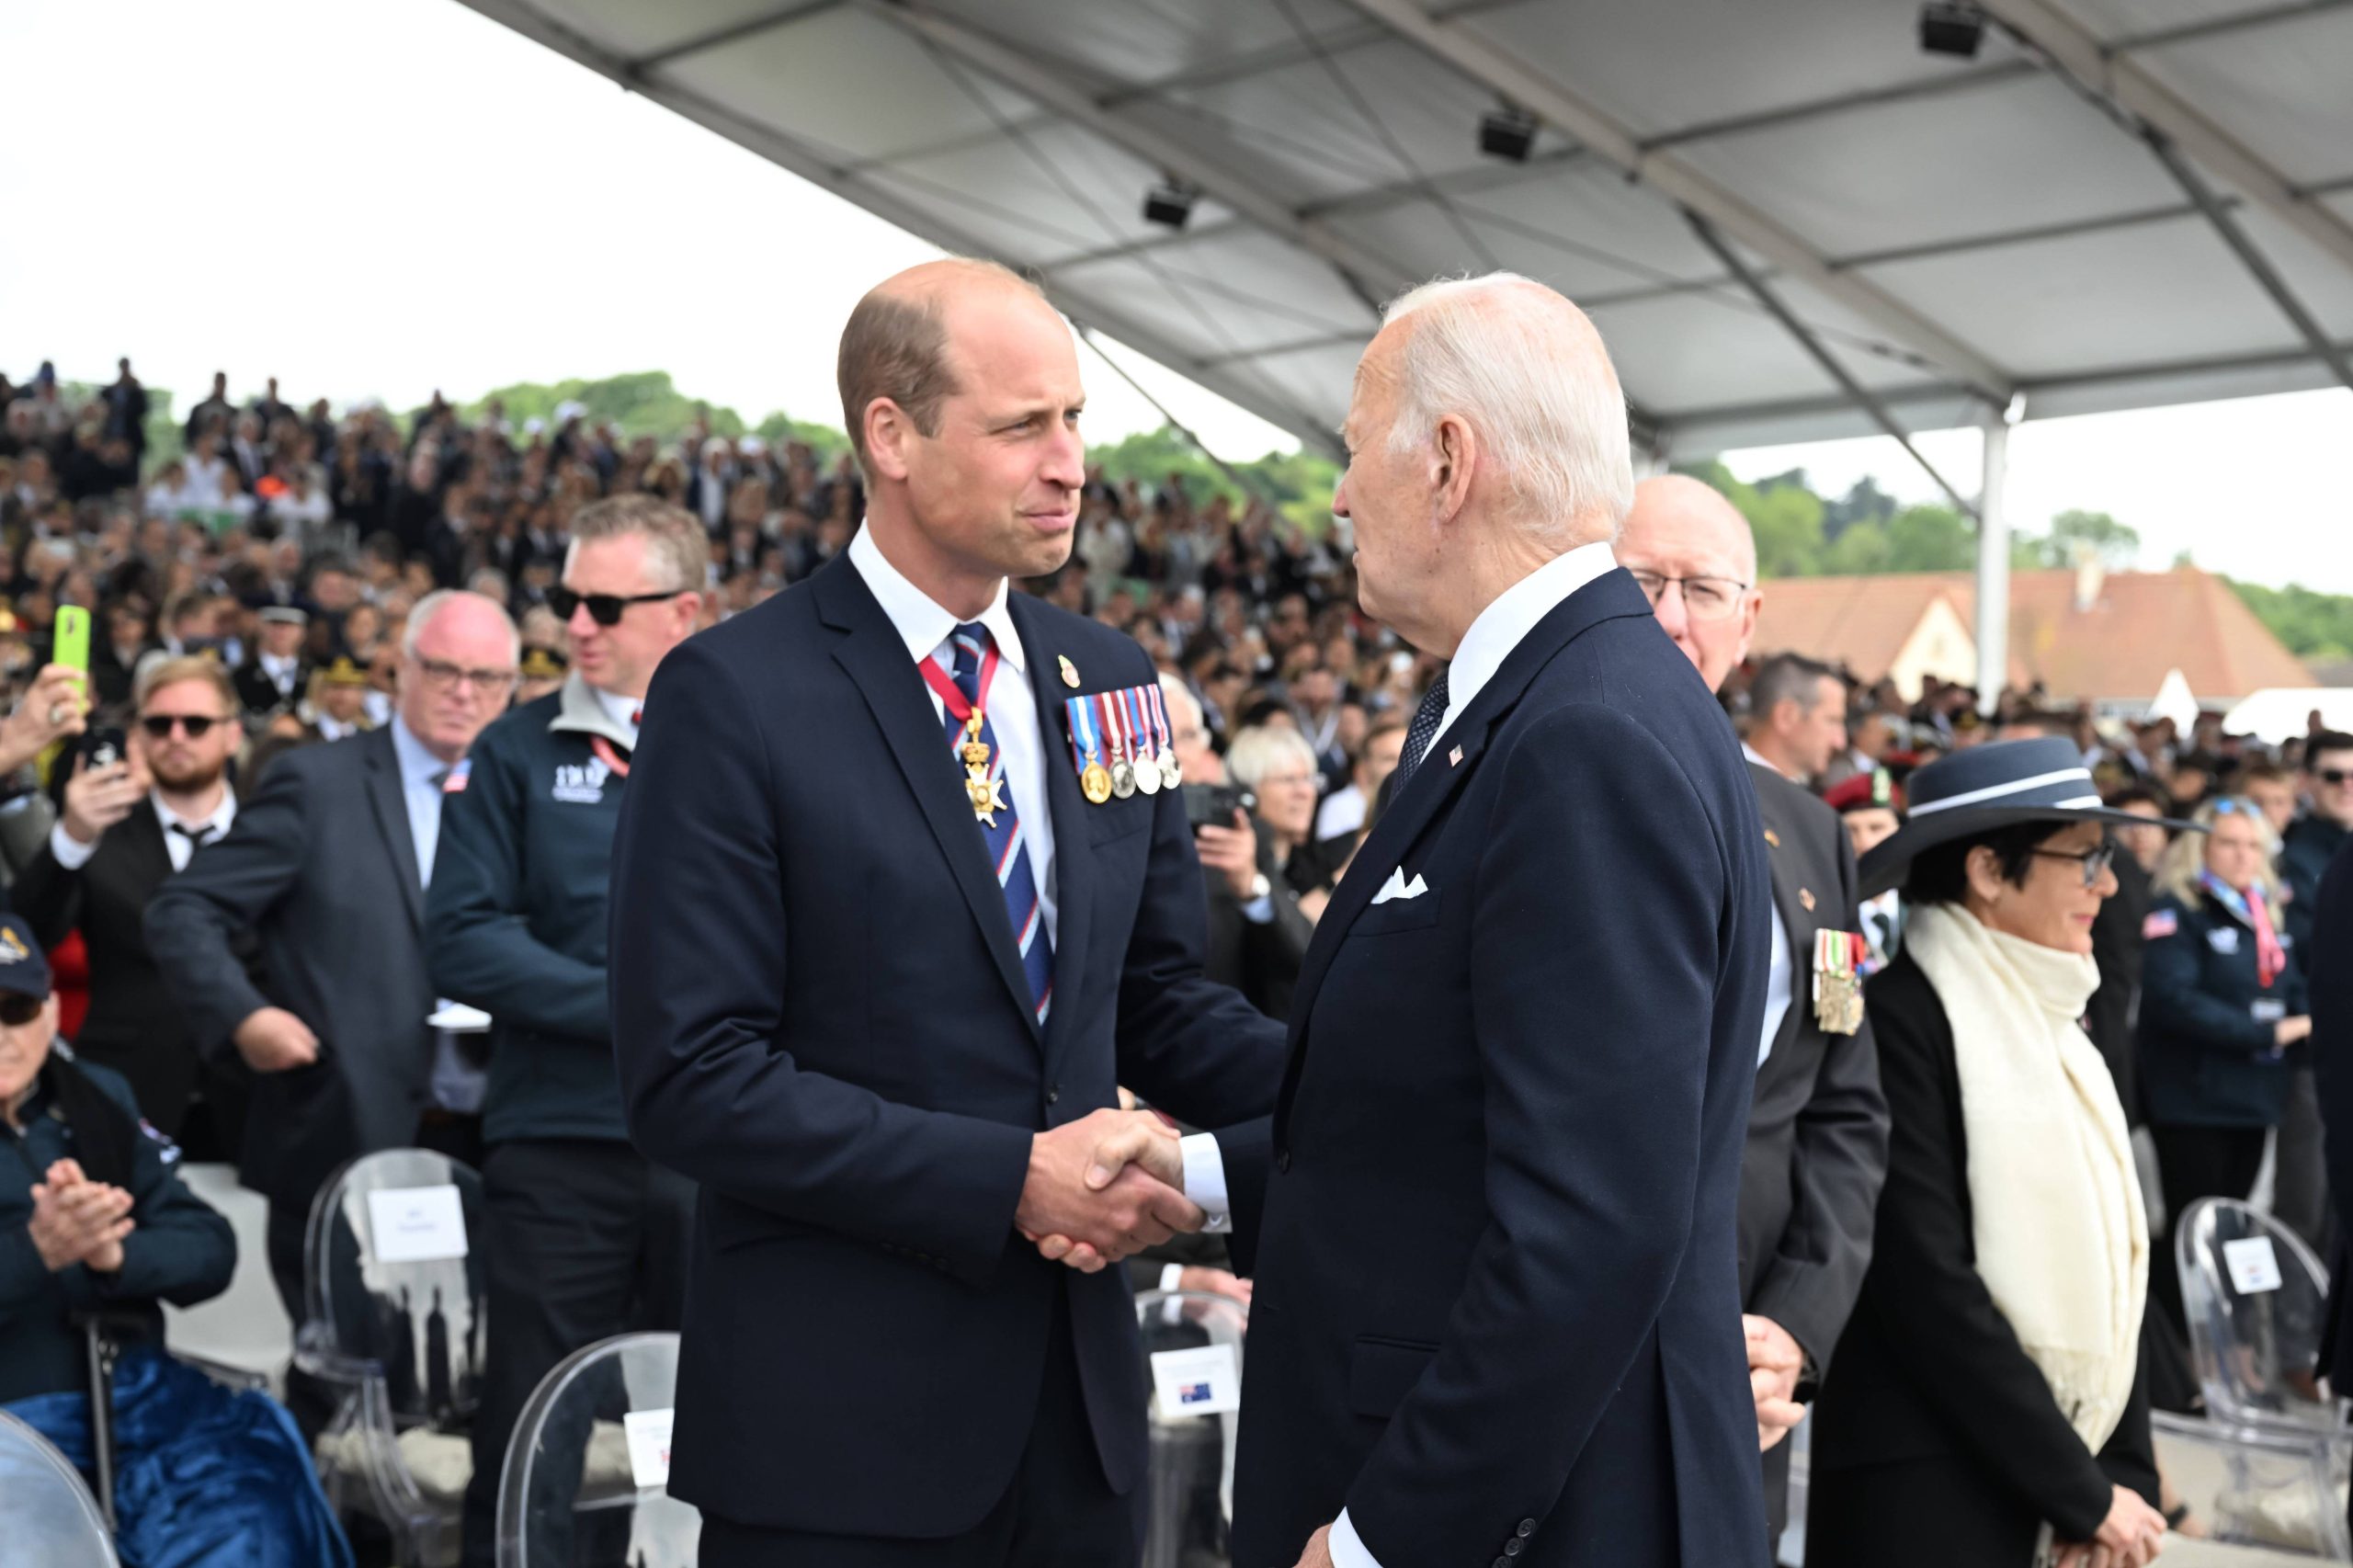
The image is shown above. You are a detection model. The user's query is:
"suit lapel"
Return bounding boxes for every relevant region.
[1008,595,1091,1070]
[361,729,425,932]
[119,801,173,887]
[1749,767,1817,1076]
[815,558,1042,1046]
[1276,569,1655,1142]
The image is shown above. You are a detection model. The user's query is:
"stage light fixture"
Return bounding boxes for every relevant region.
[1478,105,1537,163]
[1918,2,1985,57]
[1142,180,1196,230]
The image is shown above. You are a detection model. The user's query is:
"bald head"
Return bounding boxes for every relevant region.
[838,258,1050,481]
[1619,473,1761,692]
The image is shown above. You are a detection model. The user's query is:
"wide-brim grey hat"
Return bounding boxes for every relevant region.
[1858,735,2200,899]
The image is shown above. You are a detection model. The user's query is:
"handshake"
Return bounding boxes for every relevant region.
[1016,1108,1202,1273]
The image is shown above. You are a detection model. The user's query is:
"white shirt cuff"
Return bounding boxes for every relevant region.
[1177,1132,1232,1234]
[1329,1508,1384,1568]
[49,819,97,870]
[1240,892,1276,925]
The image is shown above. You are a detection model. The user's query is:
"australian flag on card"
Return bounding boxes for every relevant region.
[1179,1381,1213,1405]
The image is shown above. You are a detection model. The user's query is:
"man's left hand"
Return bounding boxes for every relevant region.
[1745,1313,1806,1451]
[1290,1523,1336,1568]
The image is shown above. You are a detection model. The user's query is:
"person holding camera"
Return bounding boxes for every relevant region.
[1163,676,1314,1022]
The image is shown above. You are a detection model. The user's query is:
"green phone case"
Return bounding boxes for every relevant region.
[52,606,91,676]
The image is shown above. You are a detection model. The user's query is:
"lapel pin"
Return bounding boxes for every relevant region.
[1799,887,1816,912]
[1058,654,1080,688]
[1449,744,1462,767]
[1764,828,1781,848]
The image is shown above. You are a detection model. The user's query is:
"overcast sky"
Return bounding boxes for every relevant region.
[6,0,2347,592]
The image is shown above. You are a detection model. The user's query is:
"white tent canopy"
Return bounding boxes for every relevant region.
[455,0,2353,467]
[2222,686,2353,741]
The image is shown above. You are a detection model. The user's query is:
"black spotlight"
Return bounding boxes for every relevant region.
[1918,2,1985,57]
[1142,179,1195,230]
[1478,105,1537,163]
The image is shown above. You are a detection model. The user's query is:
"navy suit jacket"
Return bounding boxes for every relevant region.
[608,552,1286,1537]
[1215,568,1773,1568]
[2307,840,2353,1390]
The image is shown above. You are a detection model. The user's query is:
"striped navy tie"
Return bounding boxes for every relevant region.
[943,623,1053,1028]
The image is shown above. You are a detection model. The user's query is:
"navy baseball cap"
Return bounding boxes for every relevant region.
[0,915,53,1000]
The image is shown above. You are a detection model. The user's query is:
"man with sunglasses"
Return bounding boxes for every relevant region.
[2283,731,2353,952]
[426,494,705,1568]
[14,656,254,1151]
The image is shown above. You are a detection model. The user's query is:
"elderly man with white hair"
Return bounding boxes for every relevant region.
[1066,274,1776,1568]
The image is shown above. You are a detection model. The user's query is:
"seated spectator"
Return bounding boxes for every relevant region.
[1225,723,1344,905]
[1313,713,1406,846]
[0,912,350,1568]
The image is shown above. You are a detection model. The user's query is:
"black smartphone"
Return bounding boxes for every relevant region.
[1182,782,1256,833]
[78,725,128,770]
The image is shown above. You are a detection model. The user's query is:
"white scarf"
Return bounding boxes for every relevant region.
[1904,901,2147,1453]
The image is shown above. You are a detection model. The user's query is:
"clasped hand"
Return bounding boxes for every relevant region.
[28,1157,134,1274]
[1017,1108,1200,1272]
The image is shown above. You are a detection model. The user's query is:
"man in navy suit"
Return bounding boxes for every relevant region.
[1059,275,1773,1568]
[608,258,1287,1565]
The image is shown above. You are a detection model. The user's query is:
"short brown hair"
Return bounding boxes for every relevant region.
[566,494,706,599]
[135,653,238,715]
[836,259,1040,482]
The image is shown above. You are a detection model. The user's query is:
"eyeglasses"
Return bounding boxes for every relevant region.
[2318,768,2351,787]
[0,993,46,1027]
[139,714,223,739]
[1626,571,1752,622]
[415,658,518,693]
[551,585,688,627]
[2030,838,2120,889]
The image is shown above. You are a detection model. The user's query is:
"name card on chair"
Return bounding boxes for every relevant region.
[2223,1235,2283,1295]
[623,1408,675,1489]
[1149,1343,1241,1419]
[366,1185,470,1264]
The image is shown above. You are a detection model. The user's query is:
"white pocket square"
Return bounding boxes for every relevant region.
[1370,869,1429,904]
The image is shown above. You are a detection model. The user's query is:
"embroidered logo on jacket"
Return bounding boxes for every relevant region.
[551,759,611,804]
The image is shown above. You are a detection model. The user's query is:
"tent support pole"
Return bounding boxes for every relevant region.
[1975,415,2013,717]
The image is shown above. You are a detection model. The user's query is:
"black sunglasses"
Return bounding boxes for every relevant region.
[550,586,686,627]
[140,714,222,740]
[2319,768,2351,787]
[2029,837,2120,889]
[0,993,46,1026]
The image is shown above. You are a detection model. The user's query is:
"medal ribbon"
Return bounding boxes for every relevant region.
[1130,687,1159,760]
[1100,687,1129,767]
[589,733,631,778]
[918,641,1000,740]
[1144,685,1171,756]
[1063,693,1100,772]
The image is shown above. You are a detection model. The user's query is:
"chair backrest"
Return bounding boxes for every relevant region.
[496,1331,696,1568]
[1134,1290,1249,1568]
[2176,1197,2340,1432]
[299,1148,489,1428]
[0,1410,119,1567]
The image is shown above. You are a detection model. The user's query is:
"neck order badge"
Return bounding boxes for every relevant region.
[918,643,1007,827]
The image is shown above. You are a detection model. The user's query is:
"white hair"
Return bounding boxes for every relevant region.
[1224,724,1319,791]
[1380,272,1635,542]
[404,589,520,665]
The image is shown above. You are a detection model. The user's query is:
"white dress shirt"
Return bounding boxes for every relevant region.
[1195,540,1620,1568]
[1314,782,1367,843]
[50,788,236,873]
[847,525,1058,949]
[1429,540,1620,753]
[390,715,485,1115]
[1742,743,1796,1067]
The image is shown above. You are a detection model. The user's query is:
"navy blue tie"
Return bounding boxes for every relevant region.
[1393,668,1451,790]
[943,623,1053,1028]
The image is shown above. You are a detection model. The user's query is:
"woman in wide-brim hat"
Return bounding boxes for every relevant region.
[1808,737,2200,1568]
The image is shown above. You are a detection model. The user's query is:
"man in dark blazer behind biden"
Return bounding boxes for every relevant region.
[607,259,1286,1566]
[1052,274,1774,1568]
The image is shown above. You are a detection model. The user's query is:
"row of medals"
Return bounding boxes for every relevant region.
[1081,739,1180,805]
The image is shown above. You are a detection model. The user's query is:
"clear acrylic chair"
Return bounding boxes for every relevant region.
[2172,1197,2353,1559]
[0,1408,119,1567]
[297,1149,489,1568]
[495,1331,696,1568]
[2177,1198,2345,1434]
[1135,1289,1248,1568]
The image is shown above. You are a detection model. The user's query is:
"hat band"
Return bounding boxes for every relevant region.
[1908,767,2100,817]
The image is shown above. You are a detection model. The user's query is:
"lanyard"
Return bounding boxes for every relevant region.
[918,642,1000,734]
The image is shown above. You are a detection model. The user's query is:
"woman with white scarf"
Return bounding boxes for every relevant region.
[1808,739,2198,1568]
